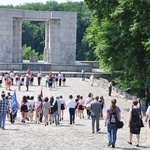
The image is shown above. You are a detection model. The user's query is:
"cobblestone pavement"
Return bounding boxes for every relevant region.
[0,77,150,150]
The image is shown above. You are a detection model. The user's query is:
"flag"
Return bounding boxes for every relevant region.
[9,91,19,114]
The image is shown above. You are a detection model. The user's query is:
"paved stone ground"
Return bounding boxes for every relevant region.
[0,77,150,150]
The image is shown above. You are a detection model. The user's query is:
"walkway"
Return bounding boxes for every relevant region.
[0,77,149,150]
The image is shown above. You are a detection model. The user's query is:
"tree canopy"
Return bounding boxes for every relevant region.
[85,0,150,96]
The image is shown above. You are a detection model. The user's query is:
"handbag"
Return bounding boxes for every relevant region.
[116,121,124,129]
[139,119,144,128]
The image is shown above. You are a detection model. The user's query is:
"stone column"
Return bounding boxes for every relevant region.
[12,17,22,63]
[44,20,50,63]
[48,19,60,64]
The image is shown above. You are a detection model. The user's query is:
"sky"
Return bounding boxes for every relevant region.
[0,0,83,6]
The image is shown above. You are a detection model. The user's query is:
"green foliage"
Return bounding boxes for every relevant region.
[23,44,39,60]
[85,0,150,97]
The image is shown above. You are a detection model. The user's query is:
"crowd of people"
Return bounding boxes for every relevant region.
[0,69,66,91]
[0,69,150,149]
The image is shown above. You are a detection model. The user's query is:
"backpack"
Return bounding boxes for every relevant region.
[53,100,58,112]
[110,111,117,124]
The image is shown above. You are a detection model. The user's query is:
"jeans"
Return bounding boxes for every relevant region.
[107,123,118,145]
[53,111,59,125]
[0,112,7,129]
[69,108,75,124]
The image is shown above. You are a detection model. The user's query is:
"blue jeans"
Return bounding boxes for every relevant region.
[0,112,7,129]
[53,111,59,125]
[107,123,118,145]
[69,108,75,124]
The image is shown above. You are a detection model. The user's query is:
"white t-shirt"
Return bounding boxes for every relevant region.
[66,99,76,109]
[90,75,94,81]
[85,97,92,105]
[0,76,3,80]
[78,99,85,105]
[28,100,35,108]
[9,72,14,79]
[146,106,150,116]
[60,98,65,104]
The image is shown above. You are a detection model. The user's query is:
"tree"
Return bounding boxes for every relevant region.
[23,44,39,60]
[85,0,150,96]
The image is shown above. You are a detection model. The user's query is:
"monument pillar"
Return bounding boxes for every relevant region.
[44,21,50,63]
[12,17,22,63]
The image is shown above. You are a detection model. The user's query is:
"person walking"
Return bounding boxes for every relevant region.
[108,81,113,96]
[58,71,62,86]
[144,90,150,111]
[66,95,76,125]
[20,96,29,123]
[0,92,9,130]
[105,99,121,148]
[128,100,143,147]
[53,96,61,126]
[81,68,85,81]
[34,95,43,124]
[145,105,150,128]
[42,97,50,126]
[85,93,93,119]
[60,95,66,120]
[90,74,94,86]
[49,96,54,124]
[25,74,30,91]
[90,96,101,134]
[78,96,85,119]
[37,71,42,86]
[0,74,3,87]
[99,96,105,119]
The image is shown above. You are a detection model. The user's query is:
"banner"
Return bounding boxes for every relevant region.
[9,91,19,114]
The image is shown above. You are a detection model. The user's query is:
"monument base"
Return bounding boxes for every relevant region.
[0,61,92,72]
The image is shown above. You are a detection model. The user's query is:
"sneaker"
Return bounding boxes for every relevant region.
[97,128,100,132]
[136,144,139,147]
[112,144,115,148]
[127,141,132,145]
[108,141,112,146]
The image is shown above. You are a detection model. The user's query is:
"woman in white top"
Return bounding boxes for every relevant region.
[15,74,19,85]
[60,95,66,120]
[28,96,35,122]
[78,96,85,119]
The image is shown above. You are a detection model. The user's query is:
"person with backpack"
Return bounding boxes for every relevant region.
[105,99,121,148]
[53,96,61,126]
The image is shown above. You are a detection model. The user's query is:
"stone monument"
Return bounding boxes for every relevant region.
[0,8,91,72]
